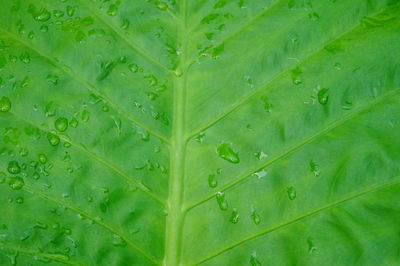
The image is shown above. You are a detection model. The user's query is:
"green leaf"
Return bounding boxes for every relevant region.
[1,0,400,265]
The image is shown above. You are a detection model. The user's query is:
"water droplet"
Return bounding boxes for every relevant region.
[317,88,329,105]
[195,132,205,143]
[174,68,183,77]
[156,1,168,10]
[121,18,130,30]
[217,143,240,164]
[53,10,64,18]
[16,197,24,204]
[112,234,127,247]
[8,161,21,174]
[107,4,118,16]
[32,8,51,22]
[216,191,228,210]
[253,169,267,179]
[55,117,68,132]
[208,174,218,188]
[66,6,76,17]
[308,12,319,20]
[46,74,58,85]
[287,186,297,200]
[334,62,341,70]
[307,237,317,253]
[128,63,138,73]
[254,151,268,160]
[0,96,11,112]
[230,208,239,224]
[81,110,90,122]
[251,210,261,225]
[291,66,302,85]
[309,161,320,177]
[33,172,40,180]
[250,252,262,266]
[69,117,78,128]
[147,92,158,100]
[9,176,24,190]
[260,96,272,113]
[341,99,352,110]
[38,154,47,164]
[47,133,60,146]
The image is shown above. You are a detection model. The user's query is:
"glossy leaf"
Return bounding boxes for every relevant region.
[1,0,400,265]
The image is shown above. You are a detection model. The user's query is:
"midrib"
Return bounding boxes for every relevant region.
[164,1,188,265]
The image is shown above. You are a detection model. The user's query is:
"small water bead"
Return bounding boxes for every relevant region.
[121,18,130,30]
[208,174,218,188]
[55,117,68,132]
[53,10,65,18]
[216,191,228,210]
[250,253,262,266]
[251,210,261,225]
[16,197,24,204]
[38,154,47,164]
[112,234,127,247]
[253,169,267,179]
[63,142,71,148]
[254,151,268,160]
[147,92,158,101]
[230,208,239,224]
[19,148,29,157]
[33,172,40,180]
[156,1,168,10]
[260,96,272,113]
[287,186,297,200]
[47,133,60,146]
[66,6,76,17]
[0,96,12,112]
[8,161,21,174]
[9,176,24,190]
[128,63,138,73]
[107,4,118,16]
[309,161,320,177]
[40,25,49,32]
[217,143,240,164]
[291,66,303,85]
[195,132,205,143]
[69,117,78,128]
[81,110,90,122]
[317,88,329,105]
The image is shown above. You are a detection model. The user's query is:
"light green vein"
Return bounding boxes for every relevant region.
[192,176,400,265]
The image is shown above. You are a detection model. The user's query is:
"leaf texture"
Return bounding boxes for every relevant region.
[0,0,400,265]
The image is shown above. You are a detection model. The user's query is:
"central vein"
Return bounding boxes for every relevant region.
[164,1,188,265]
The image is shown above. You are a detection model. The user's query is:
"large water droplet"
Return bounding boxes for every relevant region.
[8,161,21,174]
[217,143,240,164]
[9,176,24,190]
[38,154,47,164]
[55,117,68,132]
[216,191,228,210]
[32,8,51,22]
[0,96,11,112]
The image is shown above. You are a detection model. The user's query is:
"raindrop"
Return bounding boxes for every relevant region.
[317,88,329,105]
[195,132,205,143]
[47,133,60,146]
[112,234,127,247]
[217,143,240,164]
[38,154,47,164]
[309,160,320,177]
[230,208,239,224]
[107,4,118,16]
[291,66,302,85]
[251,210,261,225]
[81,110,90,122]
[69,117,78,128]
[260,96,272,113]
[287,186,297,200]
[216,191,228,210]
[32,8,51,22]
[9,176,24,190]
[253,169,267,179]
[8,161,21,174]
[156,1,168,10]
[0,96,11,112]
[121,18,130,30]
[16,197,24,204]
[55,117,68,132]
[33,172,40,180]
[128,63,138,73]
[307,237,317,253]
[254,151,268,160]
[208,174,218,188]
[250,252,262,266]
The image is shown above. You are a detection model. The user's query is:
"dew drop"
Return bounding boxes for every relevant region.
[317,88,329,105]
[253,169,267,179]
[0,172,6,184]
[156,1,168,10]
[307,237,317,253]
[55,117,68,132]
[69,117,78,128]
[107,4,118,16]
[251,210,261,225]
[216,191,228,210]
[208,174,218,188]
[291,66,302,85]
[8,161,21,174]
[0,96,11,112]
[121,18,130,30]
[195,132,205,143]
[33,172,40,180]
[128,63,139,73]
[112,234,127,247]
[9,176,24,190]
[309,160,320,177]
[217,143,240,164]
[32,8,51,22]
[16,197,24,204]
[254,151,268,160]
[38,154,47,164]
[47,133,60,146]
[287,186,297,200]
[81,110,90,122]
[230,208,239,224]
[250,252,262,266]
[260,96,272,113]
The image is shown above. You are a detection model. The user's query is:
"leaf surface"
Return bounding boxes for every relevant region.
[1,0,400,265]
